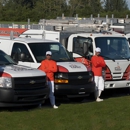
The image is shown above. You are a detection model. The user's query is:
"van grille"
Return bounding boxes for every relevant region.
[13,76,46,90]
[68,72,92,85]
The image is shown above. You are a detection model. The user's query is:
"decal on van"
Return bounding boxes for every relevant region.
[0,28,27,36]
[115,63,122,71]
[69,64,81,68]
[6,66,33,71]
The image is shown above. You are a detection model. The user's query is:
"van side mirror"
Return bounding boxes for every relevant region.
[69,52,73,56]
[19,53,26,62]
[83,42,88,56]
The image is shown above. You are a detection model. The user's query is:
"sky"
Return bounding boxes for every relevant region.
[127,0,130,9]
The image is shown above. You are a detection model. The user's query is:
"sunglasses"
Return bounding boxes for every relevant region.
[46,54,52,56]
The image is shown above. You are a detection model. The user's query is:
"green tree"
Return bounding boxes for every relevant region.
[12,0,36,8]
[1,0,35,21]
[67,0,103,17]
[103,0,128,12]
[33,0,66,19]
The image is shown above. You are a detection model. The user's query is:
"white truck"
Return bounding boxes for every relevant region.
[0,36,95,100]
[20,29,130,89]
[0,49,49,107]
[66,33,130,89]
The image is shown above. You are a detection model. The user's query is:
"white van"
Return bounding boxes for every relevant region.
[0,49,49,107]
[0,37,95,99]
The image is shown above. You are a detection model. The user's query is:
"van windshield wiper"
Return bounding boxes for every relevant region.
[100,55,115,62]
[117,55,129,61]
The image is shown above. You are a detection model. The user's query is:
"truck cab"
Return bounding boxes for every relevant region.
[66,33,130,89]
[0,37,95,99]
[0,49,49,107]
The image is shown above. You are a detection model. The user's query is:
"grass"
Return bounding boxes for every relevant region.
[0,94,130,130]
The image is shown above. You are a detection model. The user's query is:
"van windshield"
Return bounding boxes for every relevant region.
[28,42,74,62]
[0,50,16,65]
[95,37,130,60]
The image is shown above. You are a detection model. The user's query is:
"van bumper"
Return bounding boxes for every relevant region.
[0,87,49,107]
[54,82,95,97]
[105,80,130,89]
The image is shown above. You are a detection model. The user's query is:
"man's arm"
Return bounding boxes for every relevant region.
[100,58,106,67]
[50,61,57,72]
[39,61,52,73]
[91,57,101,67]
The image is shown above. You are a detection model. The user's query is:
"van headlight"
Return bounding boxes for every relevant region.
[55,73,68,84]
[88,71,94,82]
[89,71,93,77]
[56,73,68,79]
[0,77,12,88]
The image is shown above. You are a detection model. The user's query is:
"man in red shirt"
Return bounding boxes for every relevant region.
[39,51,58,109]
[91,47,106,102]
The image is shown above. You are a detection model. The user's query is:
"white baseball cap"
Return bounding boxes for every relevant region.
[95,47,101,52]
[46,51,52,55]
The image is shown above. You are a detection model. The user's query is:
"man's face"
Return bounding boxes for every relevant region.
[46,54,52,60]
[95,51,100,56]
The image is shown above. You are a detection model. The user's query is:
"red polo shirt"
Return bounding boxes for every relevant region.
[39,59,57,81]
[91,55,106,76]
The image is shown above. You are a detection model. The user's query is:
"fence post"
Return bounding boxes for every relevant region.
[98,14,100,19]
[76,14,78,20]
[126,15,129,19]
[111,20,113,26]
[42,19,45,30]
[112,14,114,19]
[62,13,64,19]
[91,14,93,20]
[12,23,14,28]
[28,18,30,29]
[10,31,14,40]
[106,15,108,23]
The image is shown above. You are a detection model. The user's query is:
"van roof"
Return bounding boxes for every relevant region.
[21,30,45,35]
[15,37,57,43]
[0,36,58,43]
[75,33,125,37]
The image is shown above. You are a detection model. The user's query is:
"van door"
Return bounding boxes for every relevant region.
[68,34,93,66]
[68,34,94,57]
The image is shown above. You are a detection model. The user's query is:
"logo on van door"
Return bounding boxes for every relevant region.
[30,80,36,84]
[115,63,121,71]
[78,76,83,79]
